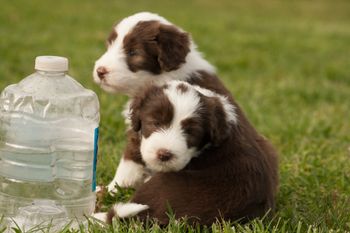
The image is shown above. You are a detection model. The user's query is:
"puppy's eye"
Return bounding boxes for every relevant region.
[128,50,138,57]
[184,127,193,136]
[148,120,160,127]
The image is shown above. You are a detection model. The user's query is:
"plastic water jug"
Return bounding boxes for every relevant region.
[0,56,100,230]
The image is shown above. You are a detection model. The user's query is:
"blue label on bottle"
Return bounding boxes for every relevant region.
[92,127,99,192]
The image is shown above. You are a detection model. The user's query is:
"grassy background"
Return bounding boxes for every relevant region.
[1,0,350,232]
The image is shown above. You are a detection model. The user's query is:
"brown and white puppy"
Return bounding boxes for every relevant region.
[93,12,218,192]
[94,81,278,225]
[92,12,278,204]
[93,12,214,96]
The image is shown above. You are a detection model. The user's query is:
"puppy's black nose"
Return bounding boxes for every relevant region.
[157,149,173,162]
[96,66,108,79]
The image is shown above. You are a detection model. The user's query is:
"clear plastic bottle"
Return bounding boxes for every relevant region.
[0,56,100,230]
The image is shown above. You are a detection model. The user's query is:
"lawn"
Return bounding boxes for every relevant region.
[1,0,350,232]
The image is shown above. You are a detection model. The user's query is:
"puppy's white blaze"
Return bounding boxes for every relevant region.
[192,85,238,125]
[93,212,108,222]
[164,81,201,122]
[114,203,149,218]
[107,158,147,193]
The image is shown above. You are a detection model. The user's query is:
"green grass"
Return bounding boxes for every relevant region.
[1,0,350,232]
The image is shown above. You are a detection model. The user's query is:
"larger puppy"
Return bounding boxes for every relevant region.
[93,12,278,201]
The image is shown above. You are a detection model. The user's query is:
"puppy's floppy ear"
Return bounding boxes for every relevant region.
[156,24,190,72]
[202,96,230,146]
[130,96,143,132]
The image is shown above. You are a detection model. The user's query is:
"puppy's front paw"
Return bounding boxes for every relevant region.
[107,182,118,194]
[108,158,150,193]
[93,212,108,222]
[94,203,148,224]
[108,203,149,222]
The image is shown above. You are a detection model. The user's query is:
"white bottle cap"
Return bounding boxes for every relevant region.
[35,56,69,72]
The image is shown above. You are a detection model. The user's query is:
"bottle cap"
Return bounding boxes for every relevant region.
[35,56,69,72]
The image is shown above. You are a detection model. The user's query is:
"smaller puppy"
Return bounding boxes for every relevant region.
[95,81,278,225]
